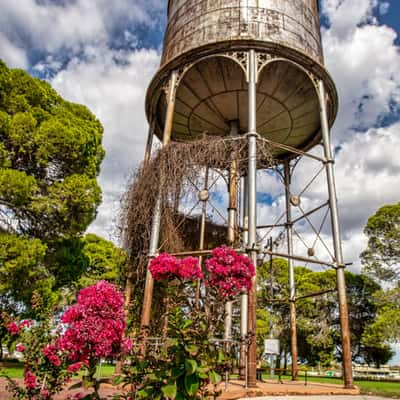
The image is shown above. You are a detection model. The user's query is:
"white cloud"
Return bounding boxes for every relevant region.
[0,32,28,68]
[322,1,400,142]
[50,46,160,241]
[0,0,165,57]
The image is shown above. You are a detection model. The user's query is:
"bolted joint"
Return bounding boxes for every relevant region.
[324,157,335,165]
[245,243,260,252]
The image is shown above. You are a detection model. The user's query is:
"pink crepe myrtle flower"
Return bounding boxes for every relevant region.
[57,281,128,363]
[7,322,20,336]
[205,246,255,298]
[67,362,83,373]
[16,343,25,352]
[149,253,202,281]
[24,370,37,390]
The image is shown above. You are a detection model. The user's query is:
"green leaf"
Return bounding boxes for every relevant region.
[171,367,184,379]
[182,319,193,329]
[208,370,222,385]
[162,383,177,399]
[217,350,225,363]
[185,359,197,375]
[184,374,199,396]
[185,344,199,355]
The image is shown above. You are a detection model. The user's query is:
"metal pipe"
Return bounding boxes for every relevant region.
[284,159,298,381]
[143,121,155,164]
[240,174,249,383]
[247,49,258,388]
[225,121,239,367]
[318,80,353,388]
[258,137,327,163]
[268,237,275,380]
[140,71,178,347]
[197,168,209,306]
[163,71,178,146]
[260,249,334,267]
[291,201,329,225]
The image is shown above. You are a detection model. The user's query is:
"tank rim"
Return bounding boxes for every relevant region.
[145,39,338,161]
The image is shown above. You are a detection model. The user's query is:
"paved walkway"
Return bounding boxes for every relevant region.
[0,378,396,399]
[240,397,392,400]
[218,379,361,399]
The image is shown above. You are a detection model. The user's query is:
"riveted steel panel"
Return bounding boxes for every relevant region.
[163,0,323,66]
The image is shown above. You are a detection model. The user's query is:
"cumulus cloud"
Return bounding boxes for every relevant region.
[0,0,165,68]
[322,0,400,141]
[0,32,28,68]
[50,46,160,240]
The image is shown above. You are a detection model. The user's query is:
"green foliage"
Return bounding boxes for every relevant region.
[361,202,400,284]
[0,60,104,239]
[0,233,56,314]
[257,259,389,367]
[118,308,223,400]
[361,203,400,353]
[362,288,400,351]
[116,274,226,400]
[0,60,110,321]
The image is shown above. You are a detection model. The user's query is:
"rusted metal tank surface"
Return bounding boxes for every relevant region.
[146,1,337,158]
[164,0,323,66]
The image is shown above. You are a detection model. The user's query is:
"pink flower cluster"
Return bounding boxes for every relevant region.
[42,344,62,367]
[57,281,128,363]
[7,319,33,337]
[24,370,37,390]
[205,246,255,298]
[149,253,203,281]
[7,322,20,336]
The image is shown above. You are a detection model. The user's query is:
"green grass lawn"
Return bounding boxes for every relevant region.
[0,362,116,379]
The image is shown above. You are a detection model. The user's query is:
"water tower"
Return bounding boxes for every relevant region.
[137,0,353,388]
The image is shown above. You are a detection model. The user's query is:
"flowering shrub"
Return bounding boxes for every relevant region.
[5,319,80,400]
[205,246,255,298]
[5,281,130,400]
[57,280,130,398]
[149,253,203,281]
[57,280,128,362]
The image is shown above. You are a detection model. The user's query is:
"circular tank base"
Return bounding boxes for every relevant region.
[146,42,338,160]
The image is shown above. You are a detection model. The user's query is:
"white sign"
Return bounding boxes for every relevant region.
[264,339,280,355]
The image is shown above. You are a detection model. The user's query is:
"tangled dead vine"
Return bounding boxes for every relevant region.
[120,135,275,279]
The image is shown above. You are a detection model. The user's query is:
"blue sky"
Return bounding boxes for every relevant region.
[0,0,399,361]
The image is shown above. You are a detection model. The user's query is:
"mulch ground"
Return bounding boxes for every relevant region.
[0,378,360,399]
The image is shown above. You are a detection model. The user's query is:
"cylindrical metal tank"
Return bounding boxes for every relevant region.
[164,0,322,66]
[146,0,338,159]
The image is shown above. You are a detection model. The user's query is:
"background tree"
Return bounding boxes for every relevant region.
[0,60,107,321]
[257,259,389,367]
[361,202,400,284]
[361,202,400,357]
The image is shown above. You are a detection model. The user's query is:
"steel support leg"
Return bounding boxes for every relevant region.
[318,80,353,388]
[140,71,178,345]
[240,174,249,383]
[247,49,258,388]
[284,160,299,380]
[225,121,239,347]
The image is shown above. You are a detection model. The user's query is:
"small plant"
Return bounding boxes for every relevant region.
[57,280,131,399]
[116,308,223,400]
[5,319,81,400]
